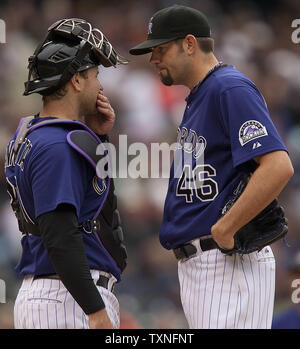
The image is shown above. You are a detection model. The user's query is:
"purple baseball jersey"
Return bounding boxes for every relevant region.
[159,65,288,250]
[5,117,121,281]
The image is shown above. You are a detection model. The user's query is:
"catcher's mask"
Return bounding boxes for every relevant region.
[24,18,128,96]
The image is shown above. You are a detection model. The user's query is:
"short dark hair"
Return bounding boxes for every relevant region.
[42,70,89,103]
[196,37,214,53]
[174,37,214,53]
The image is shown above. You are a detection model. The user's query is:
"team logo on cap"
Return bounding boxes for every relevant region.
[239,120,268,146]
[148,17,153,34]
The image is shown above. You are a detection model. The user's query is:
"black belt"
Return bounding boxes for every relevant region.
[33,273,114,292]
[173,237,218,260]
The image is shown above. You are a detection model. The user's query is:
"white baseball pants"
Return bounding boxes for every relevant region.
[178,244,275,329]
[14,270,120,329]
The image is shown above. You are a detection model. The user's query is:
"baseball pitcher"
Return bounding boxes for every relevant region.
[130,5,294,329]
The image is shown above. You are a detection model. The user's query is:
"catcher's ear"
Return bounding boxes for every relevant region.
[70,72,83,92]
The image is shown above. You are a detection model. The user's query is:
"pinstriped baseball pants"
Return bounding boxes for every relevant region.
[14,270,120,329]
[178,245,275,329]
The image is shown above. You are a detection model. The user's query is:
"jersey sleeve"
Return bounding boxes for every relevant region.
[219,85,288,168]
[28,141,88,219]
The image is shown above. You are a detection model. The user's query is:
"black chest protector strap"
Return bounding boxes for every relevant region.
[67,130,127,272]
[9,116,40,236]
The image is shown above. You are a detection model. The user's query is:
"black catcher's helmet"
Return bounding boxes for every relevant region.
[24,18,128,96]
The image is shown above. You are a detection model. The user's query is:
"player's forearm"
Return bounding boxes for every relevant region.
[37,204,106,315]
[212,150,293,239]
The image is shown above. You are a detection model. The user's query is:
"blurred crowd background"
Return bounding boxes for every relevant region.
[0,0,300,329]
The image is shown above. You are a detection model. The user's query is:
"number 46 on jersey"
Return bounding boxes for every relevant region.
[176,164,219,203]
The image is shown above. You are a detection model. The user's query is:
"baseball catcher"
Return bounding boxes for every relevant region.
[5,18,128,329]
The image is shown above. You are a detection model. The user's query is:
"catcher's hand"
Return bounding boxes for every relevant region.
[216,175,288,255]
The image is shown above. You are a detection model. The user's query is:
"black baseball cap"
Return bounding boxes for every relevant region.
[129,5,211,55]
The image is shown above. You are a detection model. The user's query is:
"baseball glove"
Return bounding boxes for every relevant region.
[218,175,288,255]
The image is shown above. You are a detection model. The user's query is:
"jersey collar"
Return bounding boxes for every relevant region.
[185,62,227,103]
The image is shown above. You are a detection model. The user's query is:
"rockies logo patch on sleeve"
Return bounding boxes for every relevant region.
[239,120,268,146]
